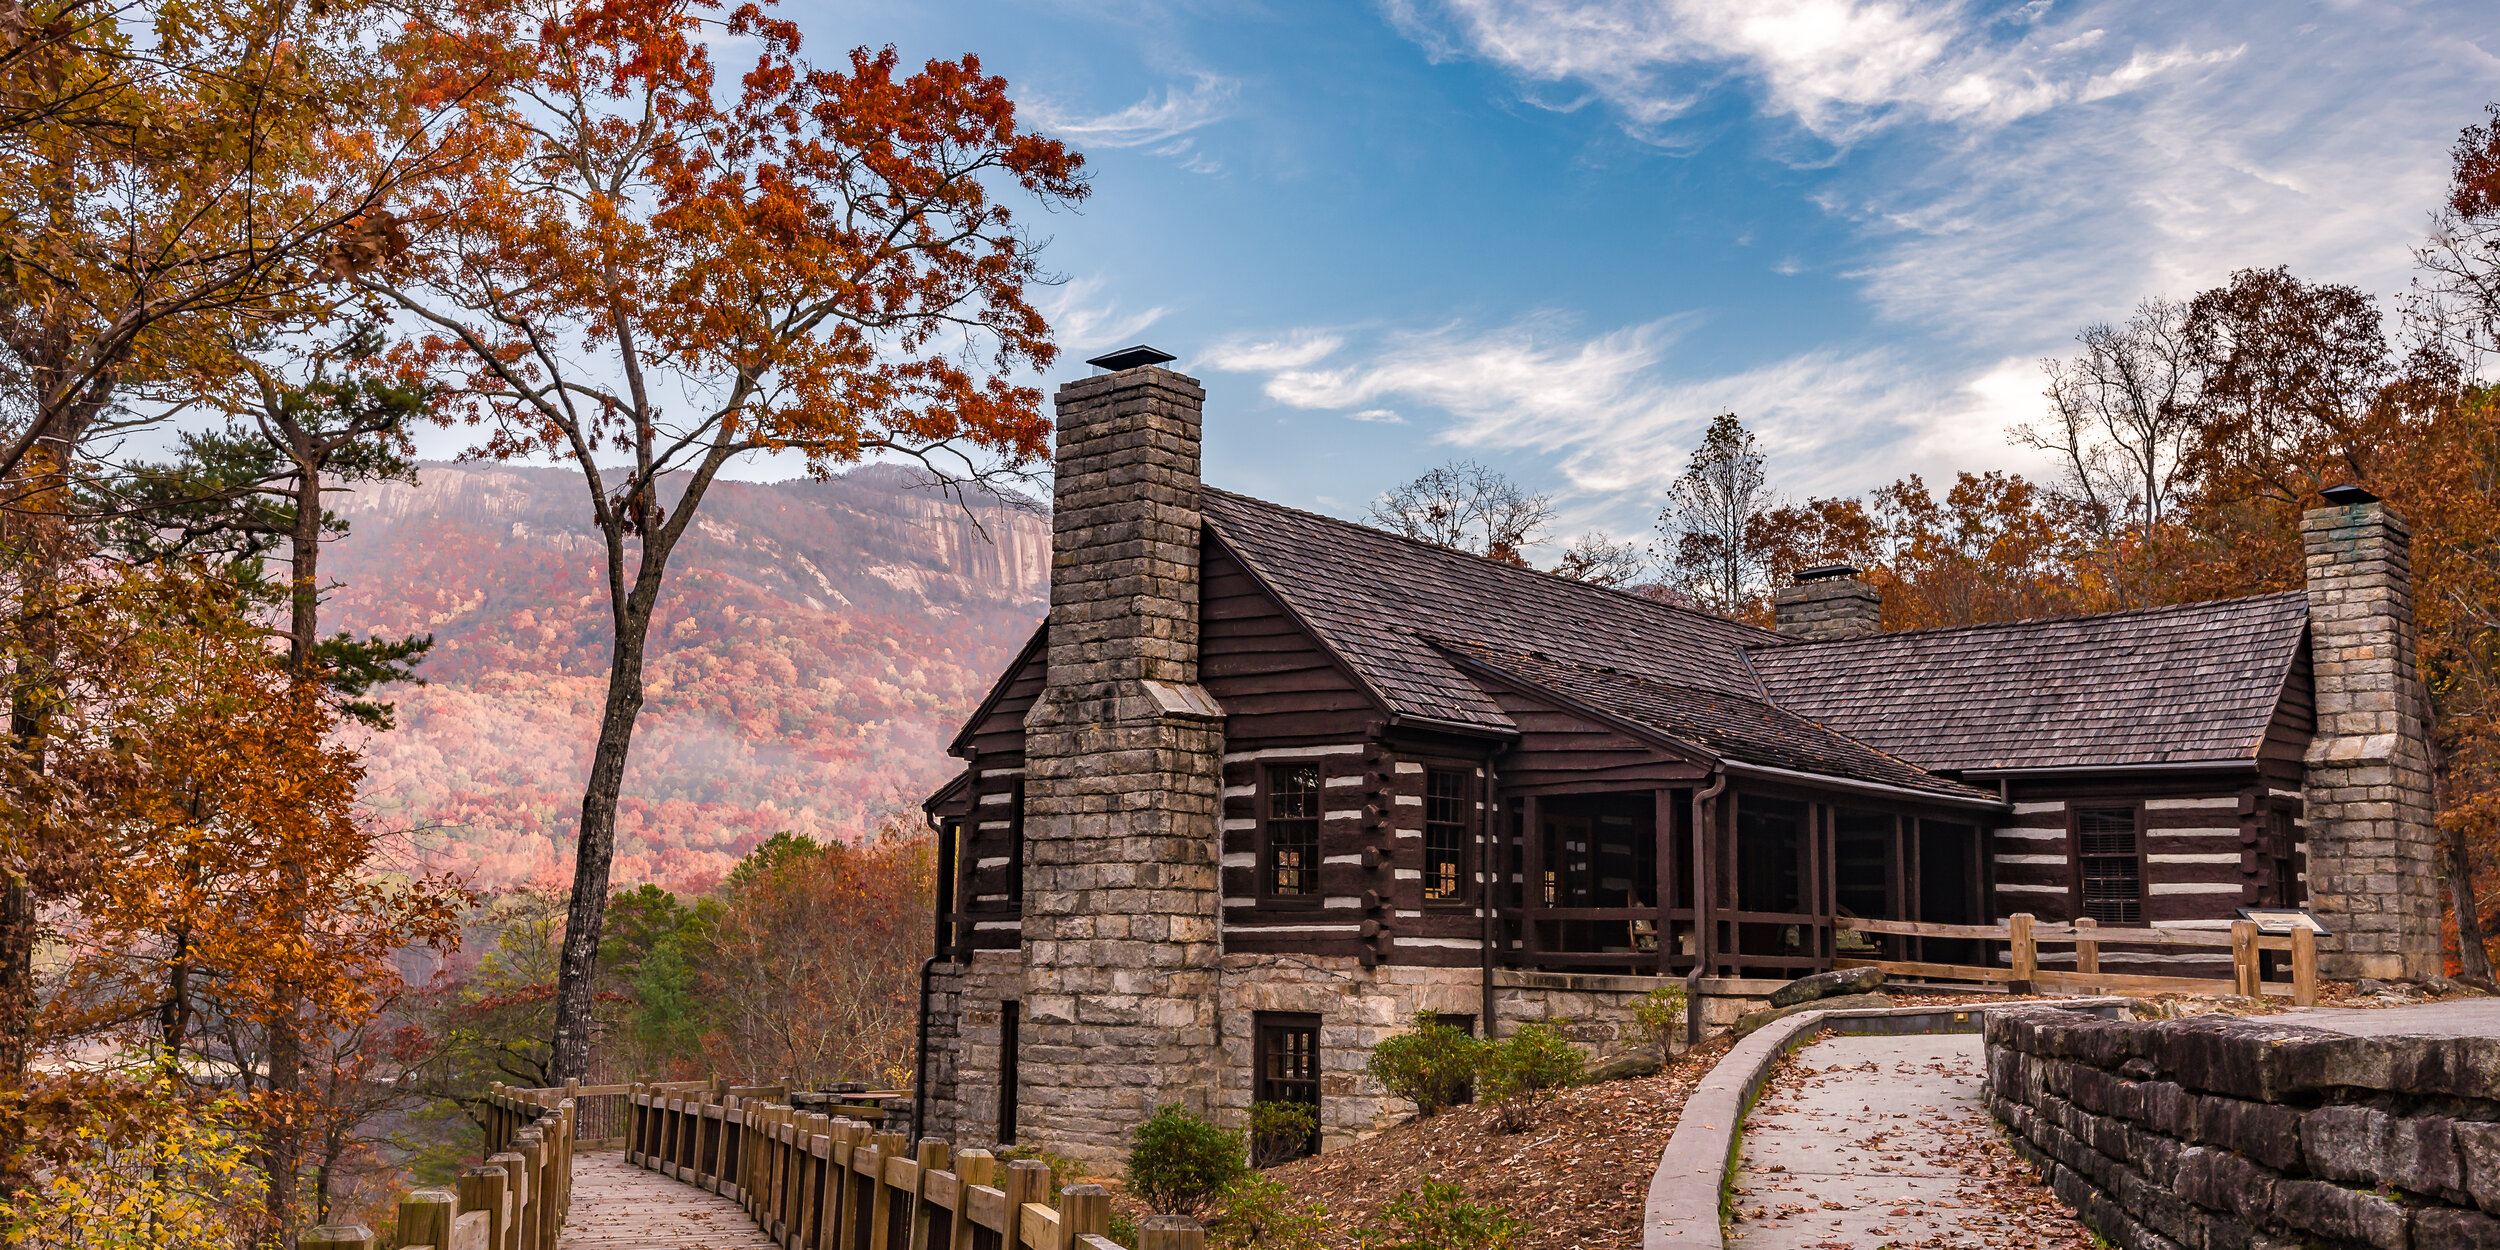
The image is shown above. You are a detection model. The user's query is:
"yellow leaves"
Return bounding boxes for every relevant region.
[0,1076,269,1250]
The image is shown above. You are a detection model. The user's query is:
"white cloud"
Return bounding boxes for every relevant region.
[1042,277,1167,357]
[1206,314,2038,506]
[1347,408,1407,424]
[1205,329,1346,371]
[1026,72,1238,149]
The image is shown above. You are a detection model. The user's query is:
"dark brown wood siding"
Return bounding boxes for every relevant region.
[1996,771,2278,974]
[1199,544,1380,745]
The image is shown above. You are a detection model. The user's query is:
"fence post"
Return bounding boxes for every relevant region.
[2008,913,2036,993]
[1002,1159,1051,1250]
[305,1226,378,1250]
[1137,1216,1205,1250]
[487,1152,528,1250]
[2292,925,2319,1007]
[457,1166,509,1250]
[397,1189,457,1250]
[2231,919,2260,997]
[513,1130,546,1250]
[1059,1184,1110,1249]
[2071,916,2098,977]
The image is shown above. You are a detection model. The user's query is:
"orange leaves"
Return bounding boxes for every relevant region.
[323,208,412,279]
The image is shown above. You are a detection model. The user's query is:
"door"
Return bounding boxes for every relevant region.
[1917,820,1979,966]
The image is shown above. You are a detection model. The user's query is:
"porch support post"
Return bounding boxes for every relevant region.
[1654,788,1675,977]
[1520,794,1542,968]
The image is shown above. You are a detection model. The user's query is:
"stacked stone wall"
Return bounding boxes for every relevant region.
[923,951,1022,1145]
[1986,1006,2500,1250]
[1770,577,1881,640]
[2301,500,2442,980]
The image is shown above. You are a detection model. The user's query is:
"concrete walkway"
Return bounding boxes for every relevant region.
[1728,1032,2085,1250]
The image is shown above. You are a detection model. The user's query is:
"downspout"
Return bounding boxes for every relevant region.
[912,805,960,1141]
[1685,768,1729,1047]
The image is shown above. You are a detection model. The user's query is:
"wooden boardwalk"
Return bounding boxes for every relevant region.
[557,1151,778,1250]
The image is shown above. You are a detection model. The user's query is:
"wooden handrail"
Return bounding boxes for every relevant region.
[613,1076,1203,1250]
[304,1088,578,1250]
[1834,912,2316,1006]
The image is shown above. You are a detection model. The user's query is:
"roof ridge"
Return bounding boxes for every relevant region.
[1745,588,2309,649]
[1201,485,1789,645]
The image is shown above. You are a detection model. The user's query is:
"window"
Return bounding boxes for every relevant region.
[1434,1013,1476,1037]
[2076,807,2142,924]
[1255,1013,1321,1159]
[997,1001,1020,1145]
[1264,764,1321,897]
[1423,767,1471,902]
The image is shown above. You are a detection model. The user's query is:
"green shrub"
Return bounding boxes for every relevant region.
[1247,1099,1318,1168]
[1210,1173,1329,1250]
[1356,1178,1522,1250]
[995,1144,1082,1194]
[1479,1022,1585,1133]
[1127,1104,1249,1219]
[1364,1010,1484,1117]
[1630,984,1687,1054]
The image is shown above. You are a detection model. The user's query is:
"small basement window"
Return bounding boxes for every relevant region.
[1255,1012,1322,1160]
[1423,767,1470,903]
[2076,807,2143,925]
[1264,764,1322,897]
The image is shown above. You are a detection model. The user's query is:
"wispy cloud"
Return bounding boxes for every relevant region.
[1042,277,1168,358]
[1027,72,1239,149]
[1347,408,1407,424]
[1205,314,2028,504]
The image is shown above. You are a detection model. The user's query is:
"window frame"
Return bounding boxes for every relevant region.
[1257,762,1325,906]
[1253,1011,1323,1158]
[1420,763,1478,908]
[2070,802,2147,926]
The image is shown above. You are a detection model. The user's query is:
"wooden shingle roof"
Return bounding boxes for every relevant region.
[1439,643,1998,801]
[1743,592,2310,772]
[1202,488,1782,733]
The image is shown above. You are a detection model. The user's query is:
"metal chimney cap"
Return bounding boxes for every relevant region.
[1085,344,1178,372]
[2320,483,2379,505]
[1795,563,1863,583]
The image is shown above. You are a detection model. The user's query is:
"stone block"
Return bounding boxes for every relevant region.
[2272,1178,2409,1249]
[2457,1122,2500,1215]
[2414,1208,2500,1249]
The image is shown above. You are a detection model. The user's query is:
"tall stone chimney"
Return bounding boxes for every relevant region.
[1772,565,1882,640]
[1018,347,1225,1163]
[2300,485,2441,980]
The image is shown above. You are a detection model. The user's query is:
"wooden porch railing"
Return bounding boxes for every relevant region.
[301,1085,579,1250]
[622,1081,1207,1250]
[1833,913,2319,1006]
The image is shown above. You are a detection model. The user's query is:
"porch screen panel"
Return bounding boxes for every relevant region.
[1424,767,1469,902]
[1265,764,1322,896]
[2076,807,2142,924]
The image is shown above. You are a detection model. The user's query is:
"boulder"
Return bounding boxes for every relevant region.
[1767,966,1886,1008]
[1586,1051,1664,1083]
[1732,992,1892,1039]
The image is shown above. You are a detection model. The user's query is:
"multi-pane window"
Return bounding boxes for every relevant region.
[1423,767,1470,902]
[1264,764,1321,896]
[2076,807,2142,924]
[1256,1013,1321,1158]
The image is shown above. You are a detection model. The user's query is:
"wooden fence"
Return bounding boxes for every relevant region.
[623,1082,1208,1250]
[299,1086,579,1250]
[1833,913,2319,1006]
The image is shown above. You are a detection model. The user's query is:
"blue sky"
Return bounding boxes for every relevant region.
[640,2,2500,555]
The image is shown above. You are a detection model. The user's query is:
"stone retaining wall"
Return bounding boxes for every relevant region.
[1985,1007,2500,1249]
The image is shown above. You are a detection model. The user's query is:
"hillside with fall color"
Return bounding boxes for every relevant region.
[324,462,1049,891]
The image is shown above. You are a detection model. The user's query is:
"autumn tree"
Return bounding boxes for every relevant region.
[1551,531,1648,587]
[360,0,1086,1078]
[2412,102,2500,365]
[1656,412,1774,615]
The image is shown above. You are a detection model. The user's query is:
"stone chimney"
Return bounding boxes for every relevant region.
[1772,565,1882,640]
[1017,347,1225,1163]
[2300,485,2441,980]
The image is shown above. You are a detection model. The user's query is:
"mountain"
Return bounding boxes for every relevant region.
[324,462,1049,891]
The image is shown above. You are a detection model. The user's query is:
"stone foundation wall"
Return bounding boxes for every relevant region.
[1216,958,1679,1151]
[921,951,1022,1145]
[1986,1006,2500,1250]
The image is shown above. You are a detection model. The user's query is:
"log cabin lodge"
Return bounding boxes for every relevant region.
[914,348,2441,1163]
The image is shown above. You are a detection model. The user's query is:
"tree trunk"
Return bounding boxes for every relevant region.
[260,461,325,1242]
[546,552,662,1083]
[2447,816,2495,984]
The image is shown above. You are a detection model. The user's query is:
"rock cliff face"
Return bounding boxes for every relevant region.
[324,461,1048,890]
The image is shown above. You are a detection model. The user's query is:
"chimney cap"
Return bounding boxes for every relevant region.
[1085,344,1178,372]
[2320,483,2379,505]
[1795,564,1863,583]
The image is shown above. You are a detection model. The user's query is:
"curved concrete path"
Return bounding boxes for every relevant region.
[1727,1032,2083,1250]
